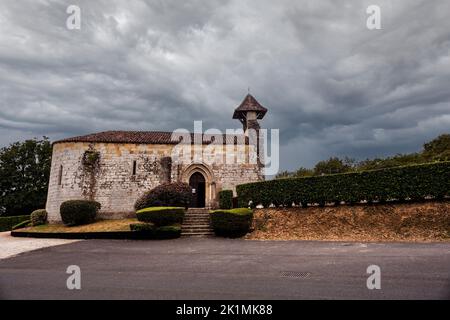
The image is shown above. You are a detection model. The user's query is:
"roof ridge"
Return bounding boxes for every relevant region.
[53,130,249,146]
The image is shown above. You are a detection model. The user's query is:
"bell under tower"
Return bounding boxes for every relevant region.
[232,94,267,135]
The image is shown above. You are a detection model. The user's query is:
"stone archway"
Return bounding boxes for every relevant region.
[181,163,216,208]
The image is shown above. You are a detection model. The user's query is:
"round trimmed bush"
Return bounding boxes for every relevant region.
[31,209,48,226]
[210,208,253,238]
[60,200,101,226]
[219,190,233,209]
[136,207,185,226]
[134,182,194,210]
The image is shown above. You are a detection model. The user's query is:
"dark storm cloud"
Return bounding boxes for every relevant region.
[0,0,449,170]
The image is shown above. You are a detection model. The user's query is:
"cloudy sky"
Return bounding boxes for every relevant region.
[0,0,449,171]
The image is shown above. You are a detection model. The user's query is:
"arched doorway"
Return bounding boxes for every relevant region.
[181,163,215,208]
[189,172,206,207]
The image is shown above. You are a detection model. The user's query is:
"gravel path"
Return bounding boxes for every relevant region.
[0,232,79,260]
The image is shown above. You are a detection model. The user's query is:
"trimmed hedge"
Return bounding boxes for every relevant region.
[12,220,31,230]
[130,222,155,232]
[210,208,253,238]
[218,190,233,209]
[31,209,48,226]
[136,207,185,226]
[0,215,30,232]
[237,162,450,207]
[134,182,193,210]
[129,223,181,239]
[60,200,101,226]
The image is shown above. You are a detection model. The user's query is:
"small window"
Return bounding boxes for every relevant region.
[58,165,63,186]
[132,160,137,175]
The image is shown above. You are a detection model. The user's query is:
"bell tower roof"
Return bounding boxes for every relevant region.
[232,94,267,120]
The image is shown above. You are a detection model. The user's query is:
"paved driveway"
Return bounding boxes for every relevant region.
[0,238,449,299]
[0,231,79,260]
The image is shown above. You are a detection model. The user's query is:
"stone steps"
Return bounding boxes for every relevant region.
[181,232,214,237]
[182,227,213,232]
[183,218,211,223]
[183,222,210,226]
[187,208,211,214]
[182,208,213,237]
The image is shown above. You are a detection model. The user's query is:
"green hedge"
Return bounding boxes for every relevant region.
[129,223,181,239]
[237,162,450,207]
[218,190,233,209]
[136,207,185,226]
[210,208,253,238]
[0,215,30,232]
[12,219,31,230]
[60,200,101,226]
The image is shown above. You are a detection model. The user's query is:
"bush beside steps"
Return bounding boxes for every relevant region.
[134,182,193,210]
[136,207,185,226]
[210,208,253,238]
[218,190,233,209]
[132,206,185,239]
[130,223,181,239]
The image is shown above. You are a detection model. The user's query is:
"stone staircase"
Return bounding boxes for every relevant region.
[181,208,214,237]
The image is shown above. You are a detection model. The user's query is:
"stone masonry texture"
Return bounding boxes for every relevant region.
[46,142,262,222]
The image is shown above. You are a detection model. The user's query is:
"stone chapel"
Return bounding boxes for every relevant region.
[45,94,267,221]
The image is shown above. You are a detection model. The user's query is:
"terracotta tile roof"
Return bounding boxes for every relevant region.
[54,130,249,145]
[233,94,268,119]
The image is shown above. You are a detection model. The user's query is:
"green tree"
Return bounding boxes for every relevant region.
[422,134,450,161]
[292,167,314,177]
[275,170,292,179]
[357,153,423,171]
[275,133,449,179]
[0,137,52,216]
[314,157,354,175]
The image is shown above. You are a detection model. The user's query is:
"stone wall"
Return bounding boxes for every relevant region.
[46,142,262,222]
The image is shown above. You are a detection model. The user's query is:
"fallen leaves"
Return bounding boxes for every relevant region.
[246,201,450,242]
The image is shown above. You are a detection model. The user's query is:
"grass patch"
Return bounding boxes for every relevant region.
[19,219,138,233]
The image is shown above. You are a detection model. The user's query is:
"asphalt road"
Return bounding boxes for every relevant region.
[0,238,449,299]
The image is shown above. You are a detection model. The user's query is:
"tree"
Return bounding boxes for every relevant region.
[274,133,449,179]
[0,137,52,216]
[275,170,292,179]
[314,157,354,175]
[292,167,314,177]
[357,153,423,171]
[422,134,450,161]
